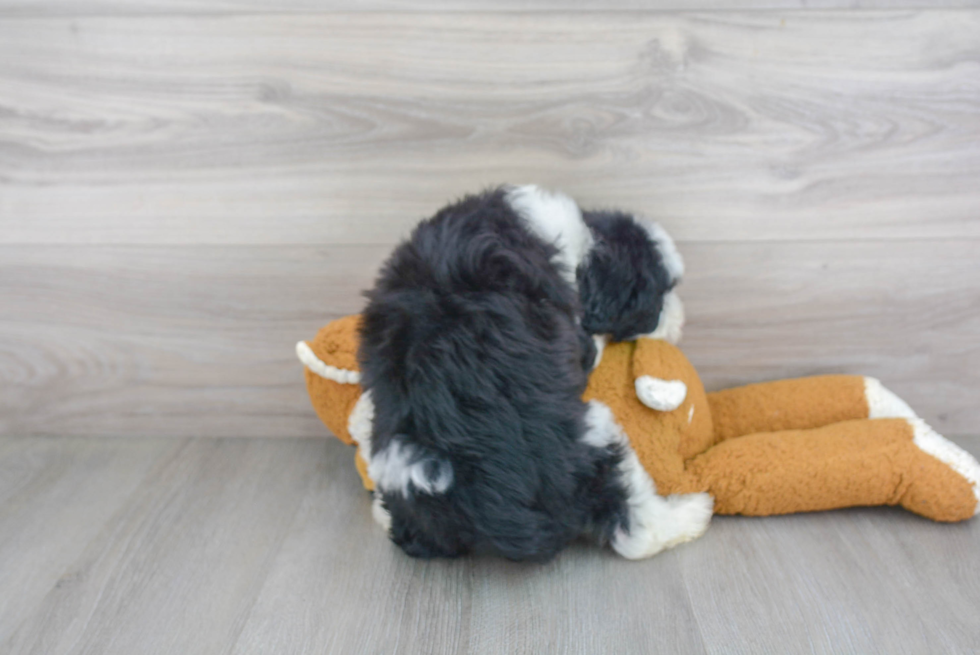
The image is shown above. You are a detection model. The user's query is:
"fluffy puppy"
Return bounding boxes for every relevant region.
[359,185,697,561]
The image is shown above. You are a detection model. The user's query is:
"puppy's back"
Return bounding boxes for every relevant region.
[359,189,600,560]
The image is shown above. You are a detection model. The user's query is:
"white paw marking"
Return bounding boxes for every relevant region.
[581,401,713,559]
[504,184,593,288]
[371,493,392,532]
[612,490,714,560]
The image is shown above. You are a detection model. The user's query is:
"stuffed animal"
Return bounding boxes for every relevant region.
[297,315,980,556]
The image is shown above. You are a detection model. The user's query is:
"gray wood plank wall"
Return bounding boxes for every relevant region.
[2,6,979,438]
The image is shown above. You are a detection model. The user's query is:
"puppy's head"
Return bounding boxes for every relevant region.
[578,211,685,344]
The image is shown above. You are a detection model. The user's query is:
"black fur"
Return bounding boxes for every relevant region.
[359,188,628,561]
[578,210,676,342]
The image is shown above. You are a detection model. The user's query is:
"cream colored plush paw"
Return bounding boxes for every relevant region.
[635,376,687,412]
[909,418,980,515]
[864,377,916,419]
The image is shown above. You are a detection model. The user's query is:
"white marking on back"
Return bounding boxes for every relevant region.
[504,184,593,287]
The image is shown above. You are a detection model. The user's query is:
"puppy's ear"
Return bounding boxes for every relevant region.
[578,211,678,341]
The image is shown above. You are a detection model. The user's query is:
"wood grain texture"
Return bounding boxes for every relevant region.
[3,240,977,438]
[2,435,978,654]
[0,437,179,645]
[1,12,978,244]
[231,437,709,655]
[1,437,324,655]
[2,0,980,16]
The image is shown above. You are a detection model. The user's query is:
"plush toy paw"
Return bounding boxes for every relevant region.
[864,377,916,419]
[635,376,687,412]
[904,418,980,519]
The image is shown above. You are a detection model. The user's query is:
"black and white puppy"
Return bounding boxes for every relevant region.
[358,185,709,561]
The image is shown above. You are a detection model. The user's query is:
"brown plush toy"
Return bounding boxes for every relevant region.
[297,315,980,558]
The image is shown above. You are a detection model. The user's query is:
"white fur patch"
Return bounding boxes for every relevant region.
[612,450,714,560]
[368,437,454,498]
[581,401,713,559]
[688,405,695,424]
[295,341,361,385]
[643,290,685,344]
[504,184,593,287]
[580,400,622,448]
[635,376,687,412]
[865,377,916,419]
[908,418,980,515]
[349,392,452,505]
[348,391,375,451]
[592,334,609,369]
[639,220,685,283]
[371,492,392,532]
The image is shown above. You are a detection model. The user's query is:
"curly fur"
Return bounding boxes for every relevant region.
[359,187,681,561]
[578,210,681,342]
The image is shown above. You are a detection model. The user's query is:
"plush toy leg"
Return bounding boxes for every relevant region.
[707,375,915,444]
[685,418,980,522]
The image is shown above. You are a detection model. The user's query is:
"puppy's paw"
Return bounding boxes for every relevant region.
[611,492,713,560]
[661,492,714,549]
[635,376,687,411]
[371,492,392,533]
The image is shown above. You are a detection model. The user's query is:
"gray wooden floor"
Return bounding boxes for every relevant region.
[1,434,978,655]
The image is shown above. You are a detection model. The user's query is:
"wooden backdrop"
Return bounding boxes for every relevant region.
[2,2,978,438]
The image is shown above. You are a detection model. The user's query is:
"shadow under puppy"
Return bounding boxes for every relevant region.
[359,185,709,560]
